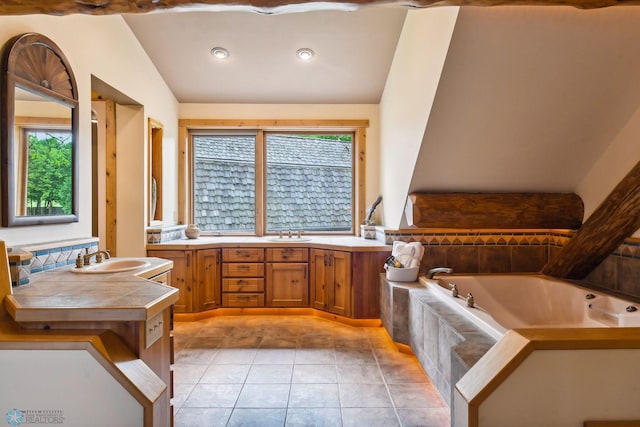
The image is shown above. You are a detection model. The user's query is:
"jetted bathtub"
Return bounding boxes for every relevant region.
[420,274,640,340]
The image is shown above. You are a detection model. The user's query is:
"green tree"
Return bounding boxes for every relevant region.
[27,131,72,215]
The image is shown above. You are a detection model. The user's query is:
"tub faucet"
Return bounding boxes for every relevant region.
[427,267,453,279]
[449,283,459,298]
[466,293,475,308]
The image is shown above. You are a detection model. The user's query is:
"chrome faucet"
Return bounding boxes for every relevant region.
[427,267,453,279]
[466,293,475,308]
[83,249,111,265]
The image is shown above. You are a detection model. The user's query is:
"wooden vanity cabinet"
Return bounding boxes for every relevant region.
[148,245,389,318]
[147,250,193,313]
[147,249,221,313]
[310,249,352,317]
[222,248,265,307]
[195,249,221,312]
[266,248,309,307]
[311,249,390,318]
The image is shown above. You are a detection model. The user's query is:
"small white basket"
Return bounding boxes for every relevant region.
[385,265,419,282]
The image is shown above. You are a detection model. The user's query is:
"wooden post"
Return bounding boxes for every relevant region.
[542,160,640,279]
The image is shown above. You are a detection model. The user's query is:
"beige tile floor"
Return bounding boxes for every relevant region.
[172,315,450,427]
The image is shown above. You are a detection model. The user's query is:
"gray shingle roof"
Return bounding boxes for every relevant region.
[193,134,352,232]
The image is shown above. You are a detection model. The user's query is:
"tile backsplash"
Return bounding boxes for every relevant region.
[8,229,639,301]
[146,225,186,243]
[382,227,640,301]
[381,229,571,275]
[8,238,99,286]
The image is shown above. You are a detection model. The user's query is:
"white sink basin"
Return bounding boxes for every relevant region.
[266,237,312,242]
[72,259,150,274]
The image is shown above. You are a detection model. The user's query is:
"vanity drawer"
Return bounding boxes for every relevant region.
[223,248,265,262]
[223,293,265,307]
[223,278,264,293]
[223,263,265,277]
[266,248,308,262]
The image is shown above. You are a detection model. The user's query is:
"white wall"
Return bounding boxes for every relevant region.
[405,6,640,233]
[116,105,146,256]
[0,349,142,427]
[576,105,640,237]
[179,103,381,220]
[0,15,178,251]
[474,349,640,427]
[378,7,460,229]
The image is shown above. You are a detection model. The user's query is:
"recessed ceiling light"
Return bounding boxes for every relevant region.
[211,47,229,60]
[296,48,314,61]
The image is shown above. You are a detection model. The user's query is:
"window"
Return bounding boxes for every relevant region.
[265,133,352,233]
[193,133,256,232]
[182,120,367,236]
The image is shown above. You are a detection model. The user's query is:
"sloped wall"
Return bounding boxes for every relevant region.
[379,7,460,229]
[406,6,640,228]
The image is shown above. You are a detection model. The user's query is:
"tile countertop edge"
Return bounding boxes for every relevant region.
[146,236,391,252]
[7,257,179,323]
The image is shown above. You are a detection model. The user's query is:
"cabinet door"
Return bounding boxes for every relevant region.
[266,262,309,307]
[310,249,328,311]
[148,250,193,313]
[196,249,221,312]
[328,251,352,317]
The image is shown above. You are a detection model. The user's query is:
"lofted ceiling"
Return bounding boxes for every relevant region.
[123,7,407,103]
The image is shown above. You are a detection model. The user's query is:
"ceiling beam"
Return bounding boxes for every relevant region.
[0,0,639,16]
[542,159,640,280]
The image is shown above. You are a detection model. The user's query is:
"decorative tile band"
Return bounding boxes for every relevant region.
[382,229,573,247]
[382,228,640,263]
[11,238,99,284]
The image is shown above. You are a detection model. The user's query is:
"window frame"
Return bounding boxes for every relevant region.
[179,119,368,237]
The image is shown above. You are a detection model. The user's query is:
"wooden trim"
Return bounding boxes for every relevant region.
[148,118,164,225]
[456,327,640,427]
[177,125,188,225]
[173,307,382,327]
[543,159,640,279]
[104,99,117,255]
[179,118,369,129]
[256,129,265,236]
[0,241,12,321]
[355,128,366,234]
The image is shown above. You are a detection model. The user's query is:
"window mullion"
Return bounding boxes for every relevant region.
[255,130,265,236]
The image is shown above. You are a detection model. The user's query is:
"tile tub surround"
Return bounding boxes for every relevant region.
[380,276,496,414]
[382,229,572,274]
[172,315,450,427]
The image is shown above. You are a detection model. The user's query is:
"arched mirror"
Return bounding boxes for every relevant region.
[1,33,79,227]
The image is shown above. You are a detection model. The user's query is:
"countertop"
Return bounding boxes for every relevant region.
[147,235,391,252]
[6,257,178,323]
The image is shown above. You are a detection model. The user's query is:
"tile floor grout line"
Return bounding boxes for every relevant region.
[173,315,449,427]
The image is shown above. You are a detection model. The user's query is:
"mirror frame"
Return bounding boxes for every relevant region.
[1,33,79,227]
